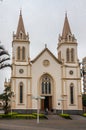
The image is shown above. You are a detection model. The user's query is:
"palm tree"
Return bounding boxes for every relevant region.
[0,44,11,69]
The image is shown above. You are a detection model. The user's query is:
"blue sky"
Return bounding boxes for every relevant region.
[0,0,86,93]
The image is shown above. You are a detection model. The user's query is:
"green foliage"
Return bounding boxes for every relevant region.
[13,114,36,119]
[83,113,86,117]
[82,94,86,106]
[32,113,48,119]
[60,113,71,119]
[0,86,13,114]
[0,113,48,119]
[0,44,11,70]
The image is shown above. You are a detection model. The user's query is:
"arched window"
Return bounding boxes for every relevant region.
[22,47,25,60]
[66,48,70,62]
[70,83,74,104]
[41,75,51,94]
[17,47,20,60]
[71,48,74,62]
[19,82,23,103]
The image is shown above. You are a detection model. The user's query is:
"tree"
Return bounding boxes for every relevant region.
[0,44,11,70]
[82,94,86,106]
[0,86,13,114]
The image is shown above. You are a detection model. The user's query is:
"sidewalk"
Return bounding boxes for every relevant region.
[0,118,86,130]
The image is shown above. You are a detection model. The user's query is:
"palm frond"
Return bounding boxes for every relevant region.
[0,57,10,64]
[0,50,9,56]
[0,44,10,71]
[0,45,4,50]
[0,63,12,69]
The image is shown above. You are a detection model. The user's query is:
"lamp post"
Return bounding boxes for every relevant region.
[32,96,45,123]
[58,98,67,114]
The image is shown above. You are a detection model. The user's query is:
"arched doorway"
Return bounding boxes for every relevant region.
[40,74,53,111]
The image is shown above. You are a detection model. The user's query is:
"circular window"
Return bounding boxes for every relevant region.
[69,70,73,75]
[43,60,50,67]
[19,69,24,73]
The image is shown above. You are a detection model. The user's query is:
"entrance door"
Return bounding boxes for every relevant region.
[40,74,53,111]
[41,96,52,111]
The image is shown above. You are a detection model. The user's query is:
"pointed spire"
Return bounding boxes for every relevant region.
[16,10,26,38]
[62,13,72,39]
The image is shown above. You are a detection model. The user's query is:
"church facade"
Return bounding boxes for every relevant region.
[10,12,82,114]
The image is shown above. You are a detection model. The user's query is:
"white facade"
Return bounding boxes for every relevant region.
[11,12,82,114]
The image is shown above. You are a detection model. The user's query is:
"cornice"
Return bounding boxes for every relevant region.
[11,76,32,79]
[64,65,79,68]
[62,78,81,80]
[12,39,30,43]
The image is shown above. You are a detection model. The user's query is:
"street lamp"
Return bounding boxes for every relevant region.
[58,98,67,114]
[32,96,45,123]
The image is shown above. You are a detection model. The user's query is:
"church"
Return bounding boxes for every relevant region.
[10,11,82,114]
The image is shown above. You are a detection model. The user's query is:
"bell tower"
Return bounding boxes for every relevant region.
[12,10,30,62]
[57,13,82,112]
[11,11,32,113]
[57,13,78,63]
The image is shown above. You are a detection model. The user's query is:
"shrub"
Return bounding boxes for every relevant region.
[83,113,86,117]
[60,113,71,119]
[2,114,12,118]
[13,114,36,119]
[0,113,48,119]
[32,113,48,119]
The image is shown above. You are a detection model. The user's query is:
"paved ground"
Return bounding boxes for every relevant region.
[0,115,86,130]
[70,115,86,120]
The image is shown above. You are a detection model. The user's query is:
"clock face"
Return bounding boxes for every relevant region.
[69,70,73,75]
[19,69,24,73]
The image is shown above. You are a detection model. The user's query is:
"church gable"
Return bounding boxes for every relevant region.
[31,47,62,65]
[31,47,62,83]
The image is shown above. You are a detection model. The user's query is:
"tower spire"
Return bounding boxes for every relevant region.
[62,13,71,39]
[16,10,26,39]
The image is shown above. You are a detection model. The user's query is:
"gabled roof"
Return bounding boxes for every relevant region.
[16,10,26,38]
[31,47,62,64]
[62,13,72,39]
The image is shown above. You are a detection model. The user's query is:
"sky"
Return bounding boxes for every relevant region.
[0,0,86,93]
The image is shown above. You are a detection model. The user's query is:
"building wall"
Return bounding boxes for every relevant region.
[31,50,62,110]
[10,13,83,114]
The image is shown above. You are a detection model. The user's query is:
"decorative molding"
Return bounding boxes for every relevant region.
[12,77,32,79]
[62,78,81,80]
